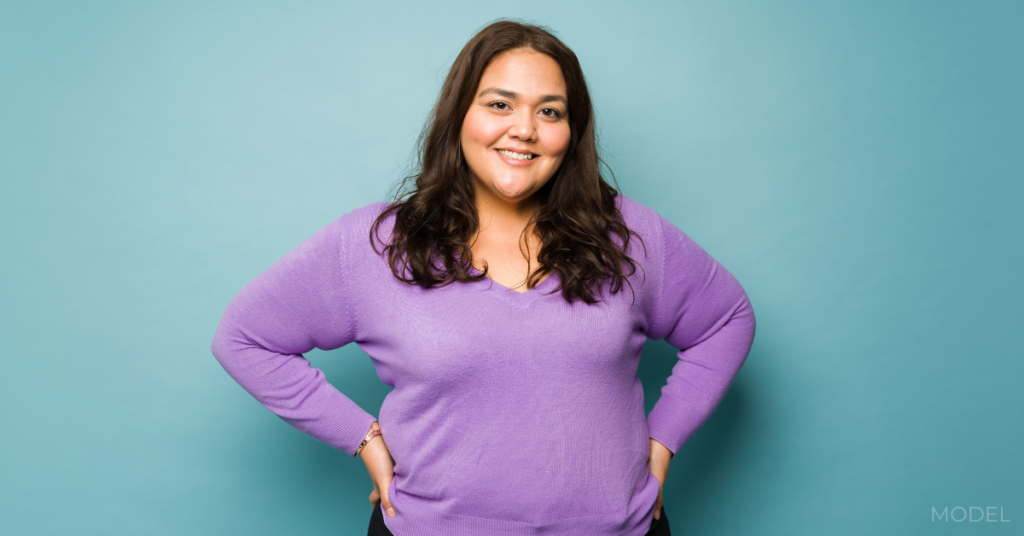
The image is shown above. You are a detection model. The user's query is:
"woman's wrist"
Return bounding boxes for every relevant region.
[650,437,674,460]
[356,421,382,457]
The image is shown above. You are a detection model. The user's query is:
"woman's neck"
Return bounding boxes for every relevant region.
[473,190,541,233]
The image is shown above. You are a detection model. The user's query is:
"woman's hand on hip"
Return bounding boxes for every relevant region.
[648,438,673,521]
[360,422,397,518]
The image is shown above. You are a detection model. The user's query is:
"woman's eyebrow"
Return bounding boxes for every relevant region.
[477,87,568,106]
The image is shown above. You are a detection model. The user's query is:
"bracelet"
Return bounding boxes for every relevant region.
[355,424,382,457]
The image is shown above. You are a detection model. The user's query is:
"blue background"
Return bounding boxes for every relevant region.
[2,1,1021,534]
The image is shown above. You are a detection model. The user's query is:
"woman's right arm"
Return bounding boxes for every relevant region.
[210,216,378,457]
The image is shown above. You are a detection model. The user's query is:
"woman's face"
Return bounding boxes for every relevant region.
[460,48,571,209]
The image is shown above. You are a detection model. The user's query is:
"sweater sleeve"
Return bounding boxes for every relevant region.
[210,217,377,457]
[645,214,756,455]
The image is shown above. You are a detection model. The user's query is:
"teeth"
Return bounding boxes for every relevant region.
[498,149,535,160]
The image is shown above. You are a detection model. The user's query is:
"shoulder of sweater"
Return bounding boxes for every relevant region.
[336,200,390,227]
[324,201,392,247]
[616,193,662,230]
[614,193,670,256]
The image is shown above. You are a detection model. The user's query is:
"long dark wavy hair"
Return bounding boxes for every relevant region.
[370,19,645,305]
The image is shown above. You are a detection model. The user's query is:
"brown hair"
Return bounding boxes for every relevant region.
[370,19,645,305]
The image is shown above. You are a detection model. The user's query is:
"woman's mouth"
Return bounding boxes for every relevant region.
[496,149,537,161]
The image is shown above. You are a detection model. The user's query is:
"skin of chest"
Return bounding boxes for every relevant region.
[469,220,551,292]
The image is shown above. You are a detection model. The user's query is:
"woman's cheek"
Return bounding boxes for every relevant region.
[544,123,571,157]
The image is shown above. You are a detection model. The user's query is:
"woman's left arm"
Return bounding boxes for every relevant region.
[644,214,757,508]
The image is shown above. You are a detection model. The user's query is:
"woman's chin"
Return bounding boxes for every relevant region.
[493,178,546,201]
[482,185,528,203]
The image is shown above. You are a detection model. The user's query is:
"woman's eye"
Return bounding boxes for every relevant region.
[489,102,510,110]
[541,108,562,118]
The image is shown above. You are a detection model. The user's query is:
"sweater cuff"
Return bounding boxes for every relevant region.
[646,401,703,456]
[334,405,380,457]
[306,389,378,457]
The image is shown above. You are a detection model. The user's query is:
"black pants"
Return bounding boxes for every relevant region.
[367,502,671,536]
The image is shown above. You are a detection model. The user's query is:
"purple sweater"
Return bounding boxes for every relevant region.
[211,194,755,536]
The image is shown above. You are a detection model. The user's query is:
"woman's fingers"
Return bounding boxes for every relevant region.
[649,438,672,522]
[652,470,665,520]
[368,485,380,508]
[378,473,396,518]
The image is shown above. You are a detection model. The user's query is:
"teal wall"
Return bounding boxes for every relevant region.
[2,1,1021,534]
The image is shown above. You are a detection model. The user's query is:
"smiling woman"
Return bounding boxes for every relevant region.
[211,19,755,536]
[459,49,571,290]
[368,20,644,303]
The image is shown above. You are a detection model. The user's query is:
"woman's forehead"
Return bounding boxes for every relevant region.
[477,50,567,98]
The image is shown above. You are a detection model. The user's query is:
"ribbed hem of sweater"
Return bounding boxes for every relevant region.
[380,475,661,536]
[382,509,660,536]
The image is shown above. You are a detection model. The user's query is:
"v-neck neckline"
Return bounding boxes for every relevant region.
[467,264,560,309]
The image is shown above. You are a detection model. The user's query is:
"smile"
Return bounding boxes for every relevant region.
[496,149,537,161]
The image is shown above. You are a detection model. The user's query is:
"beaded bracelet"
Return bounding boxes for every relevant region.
[355,424,382,457]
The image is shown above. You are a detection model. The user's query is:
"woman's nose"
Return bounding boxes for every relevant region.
[508,110,536,141]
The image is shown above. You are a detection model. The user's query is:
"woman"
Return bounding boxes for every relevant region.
[212,20,755,536]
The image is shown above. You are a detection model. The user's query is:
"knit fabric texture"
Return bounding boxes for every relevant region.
[211,194,756,536]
